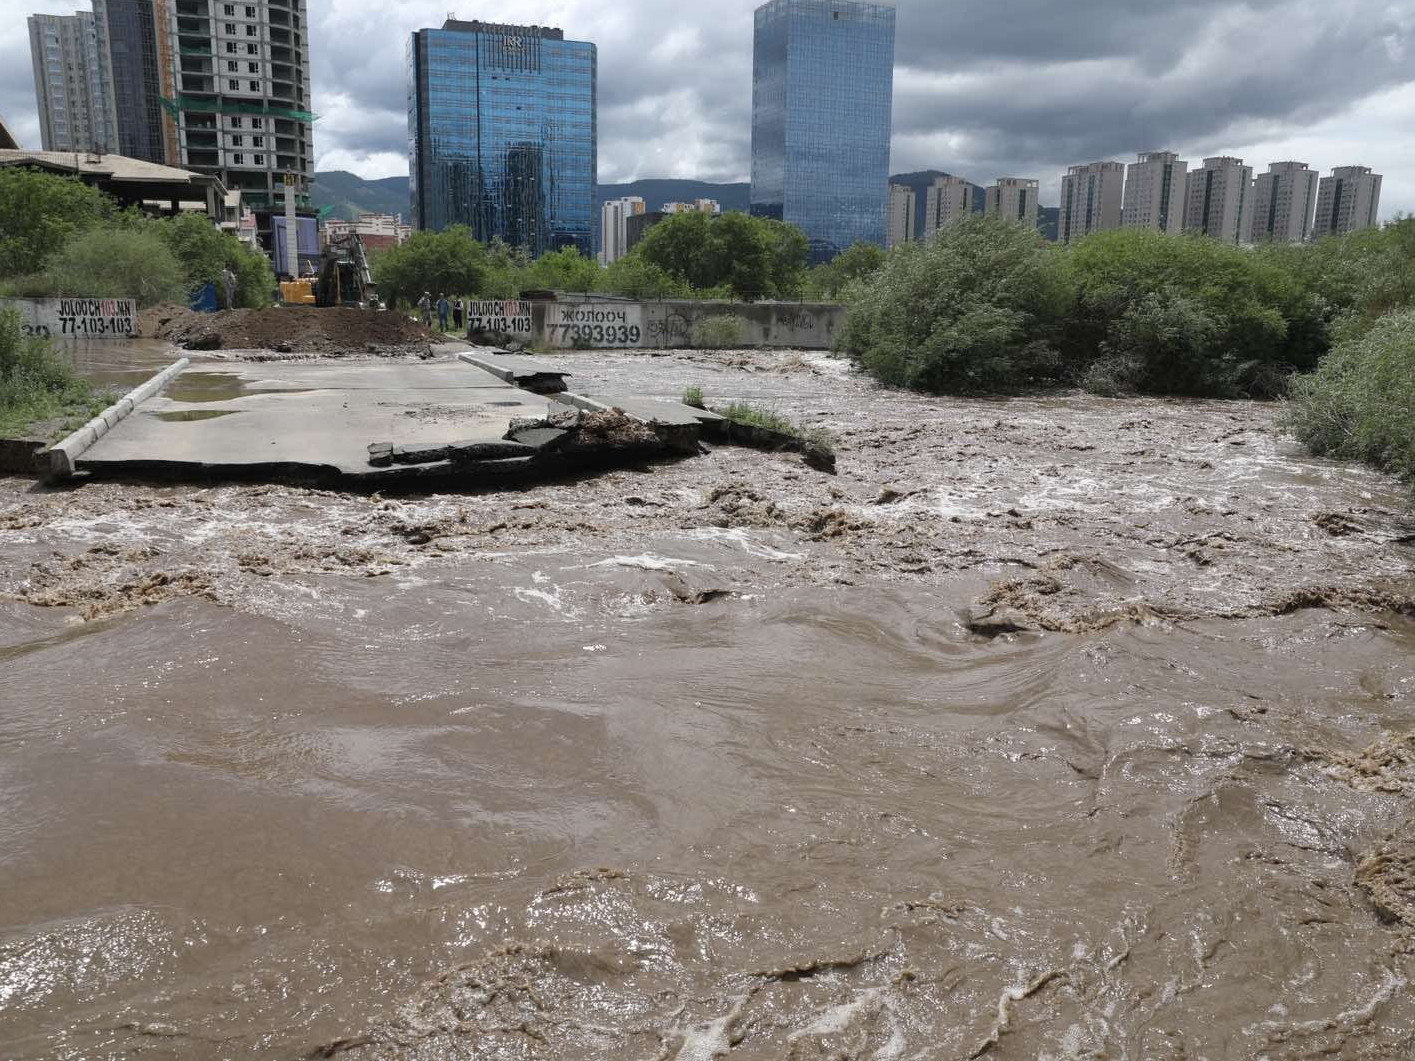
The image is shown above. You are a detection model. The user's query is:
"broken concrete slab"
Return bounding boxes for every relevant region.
[508,426,570,452]
[78,360,553,481]
[458,352,570,395]
[367,442,394,467]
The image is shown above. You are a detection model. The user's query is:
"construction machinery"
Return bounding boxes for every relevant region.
[315,231,379,308]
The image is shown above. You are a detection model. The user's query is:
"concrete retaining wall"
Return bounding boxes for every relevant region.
[0,297,139,341]
[468,299,846,351]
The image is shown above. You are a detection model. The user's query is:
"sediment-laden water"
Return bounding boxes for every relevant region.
[1,348,1413,1060]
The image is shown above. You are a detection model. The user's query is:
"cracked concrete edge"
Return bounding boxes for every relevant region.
[555,393,614,415]
[47,357,191,478]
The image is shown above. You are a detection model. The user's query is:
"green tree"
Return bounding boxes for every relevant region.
[839,215,1073,394]
[372,226,490,308]
[523,246,603,293]
[159,213,274,307]
[0,168,114,279]
[807,241,887,299]
[635,211,810,300]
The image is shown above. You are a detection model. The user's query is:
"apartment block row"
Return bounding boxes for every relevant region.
[27,0,314,251]
[888,175,1040,248]
[889,157,1383,249]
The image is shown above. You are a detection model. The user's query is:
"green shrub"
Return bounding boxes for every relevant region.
[682,384,705,409]
[1285,309,1415,486]
[35,226,187,306]
[839,215,1074,394]
[160,213,274,307]
[690,314,743,349]
[0,309,104,438]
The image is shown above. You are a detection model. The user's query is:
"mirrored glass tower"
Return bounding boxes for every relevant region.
[750,0,896,264]
[408,20,596,257]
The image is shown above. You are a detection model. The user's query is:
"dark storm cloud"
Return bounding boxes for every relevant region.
[889,0,1413,181]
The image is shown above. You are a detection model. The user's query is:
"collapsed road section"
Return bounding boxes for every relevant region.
[43,347,743,487]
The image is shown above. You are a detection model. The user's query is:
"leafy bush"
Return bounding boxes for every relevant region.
[160,213,274,307]
[806,241,886,299]
[1062,229,1309,395]
[682,384,705,409]
[602,254,691,299]
[690,314,743,349]
[0,309,104,437]
[839,215,1074,394]
[37,226,187,306]
[0,168,114,279]
[1285,309,1415,486]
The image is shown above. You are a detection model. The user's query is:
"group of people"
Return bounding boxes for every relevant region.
[417,293,467,334]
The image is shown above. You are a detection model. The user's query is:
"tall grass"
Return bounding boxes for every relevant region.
[0,310,105,439]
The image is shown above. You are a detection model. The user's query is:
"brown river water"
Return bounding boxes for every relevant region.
[2,347,1414,1060]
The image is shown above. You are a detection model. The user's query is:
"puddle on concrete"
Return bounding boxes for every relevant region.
[164,372,251,404]
[151,410,240,423]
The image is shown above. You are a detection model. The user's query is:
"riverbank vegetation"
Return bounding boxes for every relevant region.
[0,309,105,438]
[1286,309,1415,488]
[373,211,818,306]
[0,169,273,308]
[838,215,1415,402]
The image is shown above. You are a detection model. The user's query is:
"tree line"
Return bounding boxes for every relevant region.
[0,168,274,308]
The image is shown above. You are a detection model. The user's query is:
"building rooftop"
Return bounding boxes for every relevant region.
[0,150,215,186]
[440,20,565,39]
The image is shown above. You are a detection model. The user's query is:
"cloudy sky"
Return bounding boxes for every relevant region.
[2,0,1412,214]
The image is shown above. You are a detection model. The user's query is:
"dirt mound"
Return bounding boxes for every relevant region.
[139,305,447,355]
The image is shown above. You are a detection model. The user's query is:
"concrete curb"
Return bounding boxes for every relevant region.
[47,357,191,478]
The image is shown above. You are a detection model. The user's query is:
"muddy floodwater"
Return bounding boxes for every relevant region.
[2,347,1414,1060]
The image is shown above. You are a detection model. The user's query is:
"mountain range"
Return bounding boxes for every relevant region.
[312,171,1059,242]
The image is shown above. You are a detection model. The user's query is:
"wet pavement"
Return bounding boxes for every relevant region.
[1,346,1413,1060]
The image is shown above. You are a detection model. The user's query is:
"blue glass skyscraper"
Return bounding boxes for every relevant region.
[751,0,896,264]
[408,21,596,256]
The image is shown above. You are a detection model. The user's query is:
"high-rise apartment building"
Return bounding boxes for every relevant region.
[0,115,19,149]
[886,183,915,248]
[1312,166,1383,239]
[1249,161,1320,244]
[1123,151,1188,235]
[161,0,315,250]
[92,0,168,164]
[1185,156,1253,243]
[28,11,118,153]
[923,175,973,239]
[750,0,896,264]
[985,178,1040,229]
[600,196,645,265]
[1058,161,1125,243]
[408,20,596,255]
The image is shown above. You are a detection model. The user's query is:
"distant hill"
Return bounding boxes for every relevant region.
[313,170,412,221]
[313,169,1059,243]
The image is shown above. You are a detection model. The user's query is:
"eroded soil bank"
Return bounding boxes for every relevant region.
[1,348,1413,1060]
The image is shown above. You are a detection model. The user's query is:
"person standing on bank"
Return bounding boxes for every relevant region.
[418,291,432,326]
[453,297,465,333]
[437,294,451,332]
